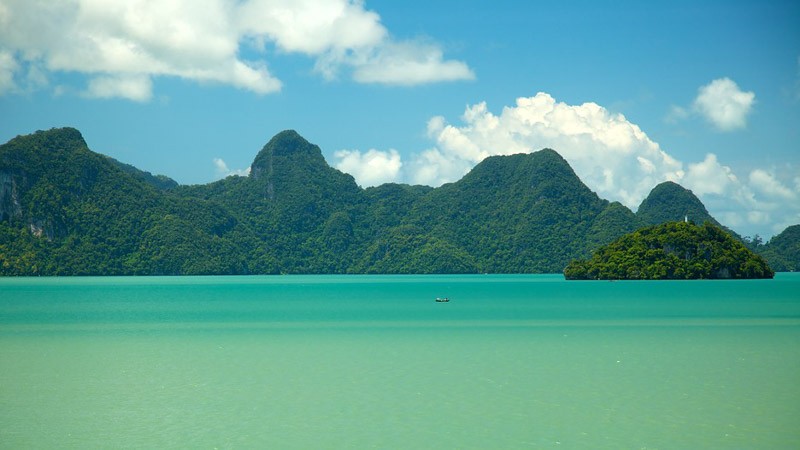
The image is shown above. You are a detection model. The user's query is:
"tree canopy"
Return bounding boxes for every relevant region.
[564,221,774,280]
[1,128,796,275]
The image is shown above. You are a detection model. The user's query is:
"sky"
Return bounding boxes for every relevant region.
[1,0,798,240]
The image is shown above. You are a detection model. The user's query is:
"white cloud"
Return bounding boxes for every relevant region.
[84,74,153,102]
[412,93,684,208]
[693,77,755,131]
[0,49,49,94]
[747,211,770,225]
[682,153,738,197]
[0,50,18,94]
[664,105,689,124]
[334,148,402,187]
[335,92,799,238]
[407,146,476,186]
[749,169,795,200]
[213,158,250,179]
[351,40,475,86]
[237,0,386,55]
[0,0,472,100]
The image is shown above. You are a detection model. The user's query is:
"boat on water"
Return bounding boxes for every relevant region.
[435,297,450,303]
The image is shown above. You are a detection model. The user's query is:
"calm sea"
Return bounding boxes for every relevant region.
[1,274,799,449]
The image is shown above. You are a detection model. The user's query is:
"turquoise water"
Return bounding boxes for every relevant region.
[1,274,799,448]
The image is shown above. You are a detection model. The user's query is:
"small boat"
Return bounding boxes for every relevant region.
[435,297,450,303]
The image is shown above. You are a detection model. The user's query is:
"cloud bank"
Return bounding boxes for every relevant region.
[340,93,685,207]
[0,0,473,100]
[335,92,798,237]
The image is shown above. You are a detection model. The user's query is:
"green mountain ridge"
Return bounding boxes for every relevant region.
[0,127,797,275]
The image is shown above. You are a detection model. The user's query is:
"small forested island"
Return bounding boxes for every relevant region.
[564,221,774,280]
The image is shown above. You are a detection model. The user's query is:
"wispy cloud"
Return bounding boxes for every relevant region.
[213,158,250,179]
[0,0,473,101]
[664,105,690,124]
[795,55,800,101]
[0,50,18,94]
[84,75,153,102]
[350,40,474,86]
[749,169,796,200]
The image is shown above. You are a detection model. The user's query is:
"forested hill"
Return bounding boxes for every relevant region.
[0,127,796,275]
[637,181,720,227]
[564,221,774,280]
[753,225,800,272]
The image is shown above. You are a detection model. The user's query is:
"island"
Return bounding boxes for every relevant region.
[564,221,774,280]
[0,128,796,275]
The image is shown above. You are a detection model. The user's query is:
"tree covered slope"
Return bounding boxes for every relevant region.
[564,221,774,280]
[757,225,800,272]
[1,127,797,275]
[0,128,251,275]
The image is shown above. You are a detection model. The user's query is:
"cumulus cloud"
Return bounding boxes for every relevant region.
[682,153,739,197]
[0,0,281,101]
[0,0,473,100]
[728,167,800,236]
[412,93,685,208]
[334,148,402,187]
[335,92,798,237]
[693,78,755,131]
[213,158,250,179]
[749,169,795,200]
[336,92,685,207]
[237,0,386,55]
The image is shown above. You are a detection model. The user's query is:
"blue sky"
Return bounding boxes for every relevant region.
[1,0,798,239]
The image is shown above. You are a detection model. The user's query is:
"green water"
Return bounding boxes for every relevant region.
[1,275,799,448]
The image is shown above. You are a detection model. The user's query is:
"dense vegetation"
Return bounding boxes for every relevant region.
[636,180,742,239]
[564,221,774,280]
[750,225,800,272]
[0,128,797,275]
[637,181,718,226]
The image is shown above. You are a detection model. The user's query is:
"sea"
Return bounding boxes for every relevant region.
[1,274,799,449]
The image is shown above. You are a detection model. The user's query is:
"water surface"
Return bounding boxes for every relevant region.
[1,274,799,448]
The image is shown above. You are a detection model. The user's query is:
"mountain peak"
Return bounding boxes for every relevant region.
[244,130,358,203]
[464,148,578,187]
[637,181,717,226]
[250,130,325,180]
[4,127,88,156]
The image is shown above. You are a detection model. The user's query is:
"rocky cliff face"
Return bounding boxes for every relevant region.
[0,170,23,222]
[249,130,340,201]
